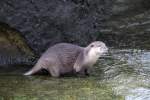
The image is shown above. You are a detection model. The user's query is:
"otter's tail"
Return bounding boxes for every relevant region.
[24,63,42,76]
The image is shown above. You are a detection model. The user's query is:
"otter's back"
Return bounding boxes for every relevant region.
[43,43,83,67]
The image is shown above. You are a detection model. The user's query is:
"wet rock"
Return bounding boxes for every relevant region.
[99,1,150,49]
[0,22,35,66]
[112,0,148,15]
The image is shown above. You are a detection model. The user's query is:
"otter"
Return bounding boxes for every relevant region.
[24,41,108,77]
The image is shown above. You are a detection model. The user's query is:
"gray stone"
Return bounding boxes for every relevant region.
[0,23,35,66]
[0,0,112,54]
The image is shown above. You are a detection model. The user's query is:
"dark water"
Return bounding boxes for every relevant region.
[0,48,150,100]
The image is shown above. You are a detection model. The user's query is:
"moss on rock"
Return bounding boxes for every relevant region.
[0,22,35,66]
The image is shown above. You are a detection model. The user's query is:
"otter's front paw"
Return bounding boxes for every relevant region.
[76,70,89,77]
[84,69,90,76]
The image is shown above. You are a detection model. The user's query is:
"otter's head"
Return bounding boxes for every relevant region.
[87,41,108,56]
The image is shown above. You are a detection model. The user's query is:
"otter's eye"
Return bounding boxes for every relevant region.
[91,45,94,47]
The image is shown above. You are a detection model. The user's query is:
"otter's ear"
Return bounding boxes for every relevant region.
[73,52,84,72]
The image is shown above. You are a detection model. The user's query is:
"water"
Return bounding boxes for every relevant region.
[0,48,150,100]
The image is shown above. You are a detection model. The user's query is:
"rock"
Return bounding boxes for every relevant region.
[0,0,112,54]
[0,22,35,66]
[99,1,150,49]
[112,0,146,15]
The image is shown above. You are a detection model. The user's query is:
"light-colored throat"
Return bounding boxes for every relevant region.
[84,48,100,66]
[88,48,100,59]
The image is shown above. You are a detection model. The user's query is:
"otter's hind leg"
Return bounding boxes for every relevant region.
[47,66,60,77]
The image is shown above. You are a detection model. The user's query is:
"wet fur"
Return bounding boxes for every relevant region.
[24,42,107,77]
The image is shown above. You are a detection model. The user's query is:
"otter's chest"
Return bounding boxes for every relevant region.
[84,50,100,66]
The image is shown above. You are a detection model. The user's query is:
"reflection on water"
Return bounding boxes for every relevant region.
[126,87,150,100]
[102,49,150,100]
[0,49,150,100]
